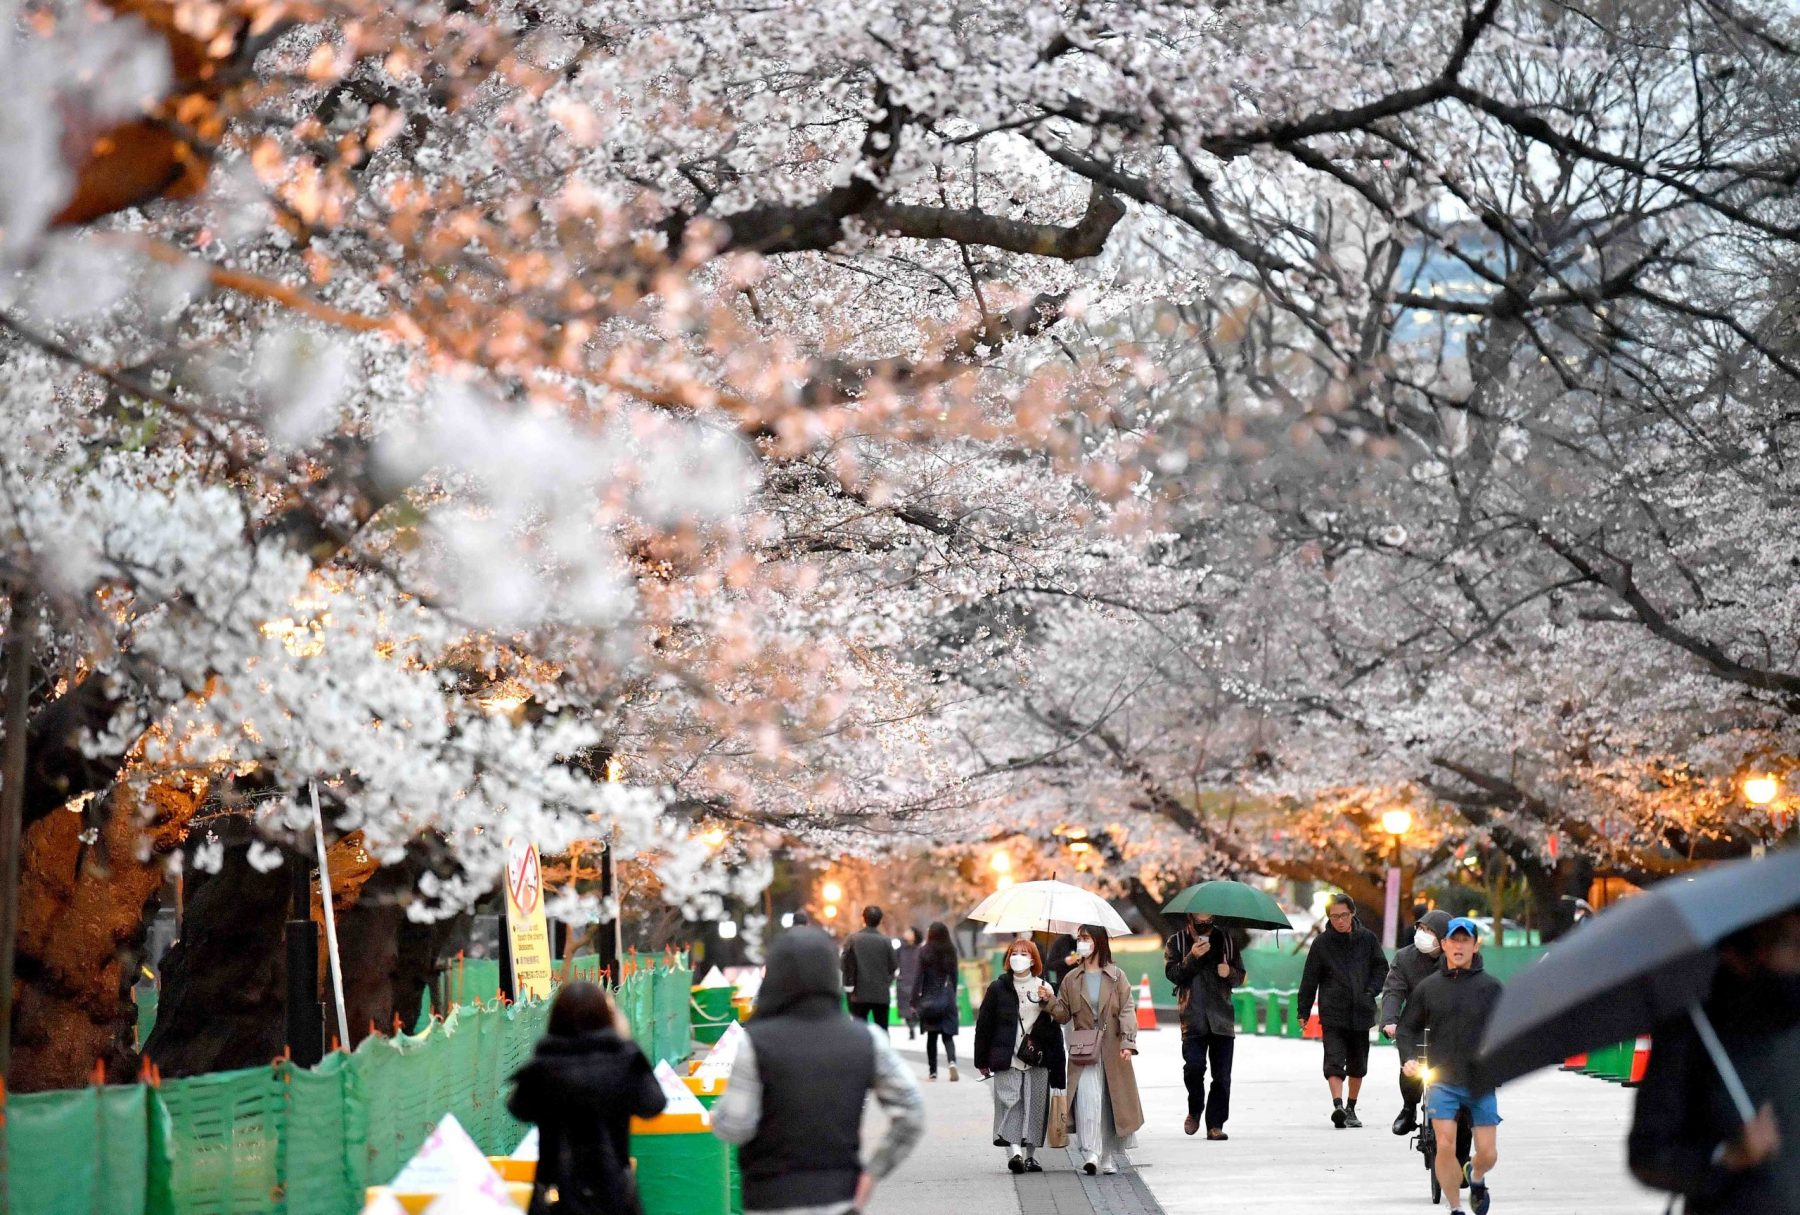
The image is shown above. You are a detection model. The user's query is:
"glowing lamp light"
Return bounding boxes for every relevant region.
[780,912,795,928]
[997,875,1015,890]
[1381,808,1414,837]
[718,919,738,940]
[1744,774,1780,806]
[1067,841,1093,854]
[822,905,839,920]
[701,826,728,848]
[990,851,1012,874]
[821,880,844,903]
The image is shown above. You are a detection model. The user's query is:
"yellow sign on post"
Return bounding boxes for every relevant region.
[504,842,554,1001]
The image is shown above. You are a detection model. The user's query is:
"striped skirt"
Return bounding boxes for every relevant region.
[991,1065,1052,1148]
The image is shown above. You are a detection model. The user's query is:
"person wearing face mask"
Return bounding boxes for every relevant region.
[1380,908,1453,1135]
[1163,911,1247,1139]
[974,939,1067,1173]
[1628,908,1800,1214]
[1049,925,1144,1174]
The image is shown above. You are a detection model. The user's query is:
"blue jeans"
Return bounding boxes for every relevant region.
[1425,1082,1501,1127]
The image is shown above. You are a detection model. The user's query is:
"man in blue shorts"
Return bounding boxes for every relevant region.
[1400,917,1503,1215]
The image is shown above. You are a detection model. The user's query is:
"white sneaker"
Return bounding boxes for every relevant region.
[1100,1155,1118,1175]
[1082,1153,1099,1175]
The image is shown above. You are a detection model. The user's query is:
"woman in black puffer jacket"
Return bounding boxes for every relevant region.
[508,982,668,1215]
[975,939,1068,1173]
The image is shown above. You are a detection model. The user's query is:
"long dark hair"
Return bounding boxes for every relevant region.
[1079,925,1114,968]
[547,981,618,1037]
[921,920,959,973]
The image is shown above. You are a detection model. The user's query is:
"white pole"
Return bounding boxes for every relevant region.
[1689,1004,1756,1123]
[310,783,351,1049]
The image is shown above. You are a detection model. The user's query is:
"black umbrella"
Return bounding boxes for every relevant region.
[1475,846,1800,1119]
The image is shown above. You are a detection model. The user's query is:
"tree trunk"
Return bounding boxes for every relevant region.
[9,783,189,1090]
[335,856,469,1045]
[143,828,291,1078]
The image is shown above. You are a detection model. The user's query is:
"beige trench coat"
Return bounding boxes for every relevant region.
[1050,962,1145,1137]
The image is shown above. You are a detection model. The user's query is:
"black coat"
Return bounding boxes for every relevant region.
[841,927,897,1005]
[508,1029,668,1215]
[973,975,1067,1089]
[1378,910,1452,1051]
[1628,970,1800,1214]
[1298,920,1389,1032]
[1395,953,1503,1089]
[1164,924,1247,1039]
[912,947,961,1036]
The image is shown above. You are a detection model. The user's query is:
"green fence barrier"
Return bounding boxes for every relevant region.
[2,959,691,1215]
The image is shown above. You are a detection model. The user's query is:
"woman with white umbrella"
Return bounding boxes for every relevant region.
[1049,925,1145,1174]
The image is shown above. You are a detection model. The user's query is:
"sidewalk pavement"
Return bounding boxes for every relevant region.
[865,1023,1670,1215]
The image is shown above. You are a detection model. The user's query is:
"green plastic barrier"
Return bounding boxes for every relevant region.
[1,1082,164,1215]
[633,1120,729,1215]
[687,1084,743,1215]
[1584,1040,1634,1082]
[1232,990,1257,1034]
[154,1064,287,1214]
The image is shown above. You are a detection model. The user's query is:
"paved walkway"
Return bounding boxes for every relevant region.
[867,1026,1670,1214]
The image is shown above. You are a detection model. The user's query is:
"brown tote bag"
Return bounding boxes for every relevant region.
[1046,1094,1071,1149]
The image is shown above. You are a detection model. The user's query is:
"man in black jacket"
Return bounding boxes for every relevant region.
[1627,908,1800,1215]
[1298,893,1389,1128]
[1380,908,1451,1135]
[1165,912,1248,1139]
[1400,918,1504,1215]
[841,905,898,1030]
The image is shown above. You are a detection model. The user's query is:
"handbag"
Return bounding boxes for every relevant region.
[1015,1020,1046,1068]
[1066,1027,1102,1067]
[1046,1094,1071,1149]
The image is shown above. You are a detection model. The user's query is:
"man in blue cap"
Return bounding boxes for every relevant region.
[1400,917,1504,1215]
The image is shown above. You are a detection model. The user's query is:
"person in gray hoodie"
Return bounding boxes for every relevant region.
[1380,908,1452,1135]
[714,927,924,1215]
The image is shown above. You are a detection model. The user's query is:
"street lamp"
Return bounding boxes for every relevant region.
[1744,774,1780,806]
[989,849,1014,889]
[1381,808,1413,950]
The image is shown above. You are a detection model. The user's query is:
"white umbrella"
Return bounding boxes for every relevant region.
[967,879,1131,936]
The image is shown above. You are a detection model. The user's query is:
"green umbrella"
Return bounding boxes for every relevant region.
[1162,880,1293,929]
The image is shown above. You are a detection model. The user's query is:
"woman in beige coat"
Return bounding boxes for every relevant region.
[1050,925,1145,1174]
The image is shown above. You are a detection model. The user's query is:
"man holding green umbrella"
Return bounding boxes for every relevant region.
[1161,880,1290,1139]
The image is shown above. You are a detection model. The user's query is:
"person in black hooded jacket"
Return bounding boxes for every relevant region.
[1400,918,1504,1215]
[1379,908,1451,1135]
[1297,893,1389,1128]
[508,981,668,1215]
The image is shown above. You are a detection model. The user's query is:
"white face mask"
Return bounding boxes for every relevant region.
[1075,939,1095,958]
[1009,954,1034,974]
[1414,930,1439,954]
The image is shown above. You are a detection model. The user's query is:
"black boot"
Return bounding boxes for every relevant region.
[1392,1106,1418,1136]
[1331,1099,1347,1128]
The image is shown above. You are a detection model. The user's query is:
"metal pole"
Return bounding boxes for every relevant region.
[1383,836,1402,951]
[285,859,323,1065]
[1689,1004,1757,1123]
[310,783,350,1049]
[0,591,34,1079]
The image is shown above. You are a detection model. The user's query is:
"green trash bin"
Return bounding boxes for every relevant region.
[1584,1040,1634,1082]
[687,1076,743,1215]
[633,1111,730,1215]
[692,985,738,1047]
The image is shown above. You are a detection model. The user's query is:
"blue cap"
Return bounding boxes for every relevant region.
[1445,917,1481,939]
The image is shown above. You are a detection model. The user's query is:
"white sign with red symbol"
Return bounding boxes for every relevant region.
[507,844,542,916]
[503,841,553,1000]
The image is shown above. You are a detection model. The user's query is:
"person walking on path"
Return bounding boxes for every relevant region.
[913,921,963,1081]
[508,981,668,1215]
[1163,910,1246,1140]
[1399,918,1504,1215]
[1298,892,1390,1128]
[895,926,923,1040]
[842,905,898,1030]
[1380,908,1451,1136]
[1050,924,1145,1175]
[1627,908,1800,1214]
[713,926,924,1215]
[975,938,1067,1174]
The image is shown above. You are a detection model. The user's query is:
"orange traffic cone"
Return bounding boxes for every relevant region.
[1560,1052,1588,1071]
[1303,999,1322,1040]
[1624,1036,1652,1086]
[1136,975,1159,1030]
